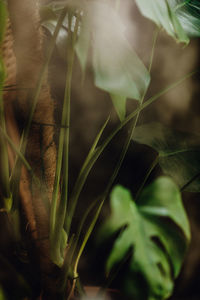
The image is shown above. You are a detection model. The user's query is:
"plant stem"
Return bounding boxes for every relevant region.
[50,12,80,266]
[0,86,11,210]
[0,24,11,210]
[181,172,200,191]
[66,196,101,276]
[65,117,110,236]
[73,200,104,279]
[90,28,160,205]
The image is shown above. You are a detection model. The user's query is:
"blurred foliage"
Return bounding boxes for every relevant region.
[135,0,200,43]
[99,178,190,300]
[133,122,200,192]
[0,0,199,299]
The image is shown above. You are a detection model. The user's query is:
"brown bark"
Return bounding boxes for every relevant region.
[1,1,62,298]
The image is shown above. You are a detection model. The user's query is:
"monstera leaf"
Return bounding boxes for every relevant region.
[75,2,150,121]
[100,177,190,300]
[133,122,200,192]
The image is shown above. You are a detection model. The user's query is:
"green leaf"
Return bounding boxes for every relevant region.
[92,3,150,98]
[75,2,150,120]
[110,94,126,121]
[0,1,12,210]
[135,0,189,44]
[100,178,190,300]
[168,0,200,37]
[133,122,200,192]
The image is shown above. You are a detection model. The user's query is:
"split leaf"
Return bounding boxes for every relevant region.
[100,178,190,300]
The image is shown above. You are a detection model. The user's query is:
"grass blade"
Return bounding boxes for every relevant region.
[65,116,110,235]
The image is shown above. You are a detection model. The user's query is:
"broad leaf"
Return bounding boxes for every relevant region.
[133,122,200,192]
[168,0,200,37]
[135,0,189,43]
[75,2,150,121]
[100,178,190,300]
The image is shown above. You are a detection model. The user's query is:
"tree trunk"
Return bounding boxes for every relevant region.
[1,0,63,297]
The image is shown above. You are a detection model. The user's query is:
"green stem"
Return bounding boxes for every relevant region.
[0,18,11,210]
[0,78,11,210]
[67,28,160,229]
[72,27,159,220]
[50,12,80,267]
[68,197,100,270]
[65,117,110,236]
[73,200,104,278]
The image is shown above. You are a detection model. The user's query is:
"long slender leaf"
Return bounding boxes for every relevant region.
[0,1,12,211]
[65,117,110,235]
[50,12,77,267]
[65,72,195,236]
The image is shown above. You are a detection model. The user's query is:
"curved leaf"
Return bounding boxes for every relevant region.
[168,0,200,37]
[133,122,200,191]
[135,0,189,43]
[100,177,190,300]
[75,2,150,121]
